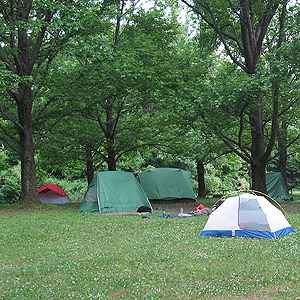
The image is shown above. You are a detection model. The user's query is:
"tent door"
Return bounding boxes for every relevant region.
[238,197,271,232]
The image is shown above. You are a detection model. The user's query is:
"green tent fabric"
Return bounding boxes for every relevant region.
[250,172,288,200]
[266,172,288,200]
[138,168,196,200]
[78,171,152,213]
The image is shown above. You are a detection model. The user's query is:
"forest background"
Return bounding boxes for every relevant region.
[1,0,300,204]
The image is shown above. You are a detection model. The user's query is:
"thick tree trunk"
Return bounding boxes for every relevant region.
[17,84,40,205]
[107,150,117,171]
[20,140,39,205]
[105,97,117,171]
[251,161,267,195]
[249,95,268,195]
[107,140,117,171]
[196,160,206,198]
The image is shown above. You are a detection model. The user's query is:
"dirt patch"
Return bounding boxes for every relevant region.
[0,203,81,216]
[149,199,197,213]
[0,198,298,216]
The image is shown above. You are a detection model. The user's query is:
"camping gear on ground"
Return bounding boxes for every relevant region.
[38,183,70,204]
[78,171,152,214]
[266,172,288,200]
[194,202,209,212]
[142,213,194,219]
[137,206,152,213]
[194,208,211,216]
[200,192,294,239]
[138,168,196,200]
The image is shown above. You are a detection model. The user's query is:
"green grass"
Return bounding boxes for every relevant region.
[0,201,300,299]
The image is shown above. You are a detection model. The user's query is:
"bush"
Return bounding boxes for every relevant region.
[37,176,87,203]
[0,163,21,204]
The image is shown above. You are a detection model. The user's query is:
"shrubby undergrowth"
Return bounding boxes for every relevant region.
[37,176,87,203]
[0,151,21,204]
[0,150,87,204]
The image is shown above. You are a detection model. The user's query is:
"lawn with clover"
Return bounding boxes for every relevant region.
[0,199,299,299]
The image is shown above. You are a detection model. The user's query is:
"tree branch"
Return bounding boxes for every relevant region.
[181,0,247,72]
[0,129,20,154]
[221,133,252,163]
[0,104,24,131]
[0,52,17,73]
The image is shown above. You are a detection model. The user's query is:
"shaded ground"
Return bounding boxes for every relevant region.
[1,196,298,215]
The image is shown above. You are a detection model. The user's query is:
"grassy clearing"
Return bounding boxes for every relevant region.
[0,200,300,299]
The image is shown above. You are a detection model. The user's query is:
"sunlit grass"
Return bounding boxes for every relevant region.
[0,202,300,299]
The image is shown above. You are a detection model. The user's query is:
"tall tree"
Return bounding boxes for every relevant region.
[269,2,300,189]
[0,0,109,204]
[37,3,184,182]
[181,0,298,194]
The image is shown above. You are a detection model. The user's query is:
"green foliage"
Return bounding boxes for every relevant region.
[204,155,250,195]
[0,149,87,204]
[36,4,187,175]
[36,167,88,203]
[268,155,300,189]
[0,151,21,203]
[38,177,87,203]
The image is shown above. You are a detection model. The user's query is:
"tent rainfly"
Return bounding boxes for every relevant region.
[266,172,288,200]
[200,193,294,239]
[138,168,196,200]
[250,172,288,200]
[38,184,70,204]
[78,171,152,214]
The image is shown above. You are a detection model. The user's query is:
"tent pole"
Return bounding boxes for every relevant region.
[148,198,153,212]
[96,194,101,214]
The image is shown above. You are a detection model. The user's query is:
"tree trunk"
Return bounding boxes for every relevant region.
[196,160,206,198]
[249,94,268,194]
[275,3,288,191]
[17,84,40,205]
[107,142,117,171]
[20,141,39,205]
[251,160,267,195]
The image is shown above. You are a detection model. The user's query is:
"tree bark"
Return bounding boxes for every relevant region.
[196,160,206,198]
[249,94,269,195]
[20,142,39,205]
[251,160,267,194]
[107,143,117,171]
[17,83,40,205]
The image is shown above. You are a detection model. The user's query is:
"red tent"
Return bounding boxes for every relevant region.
[38,184,69,204]
[38,183,68,196]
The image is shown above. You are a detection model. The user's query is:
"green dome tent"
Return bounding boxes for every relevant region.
[266,172,288,200]
[78,171,152,214]
[250,172,288,200]
[138,168,196,200]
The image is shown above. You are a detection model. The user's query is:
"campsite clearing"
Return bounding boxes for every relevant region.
[0,199,299,299]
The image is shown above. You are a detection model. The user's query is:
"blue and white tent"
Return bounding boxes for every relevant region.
[200,193,294,239]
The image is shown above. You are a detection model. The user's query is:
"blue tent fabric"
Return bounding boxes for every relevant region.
[200,226,295,239]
